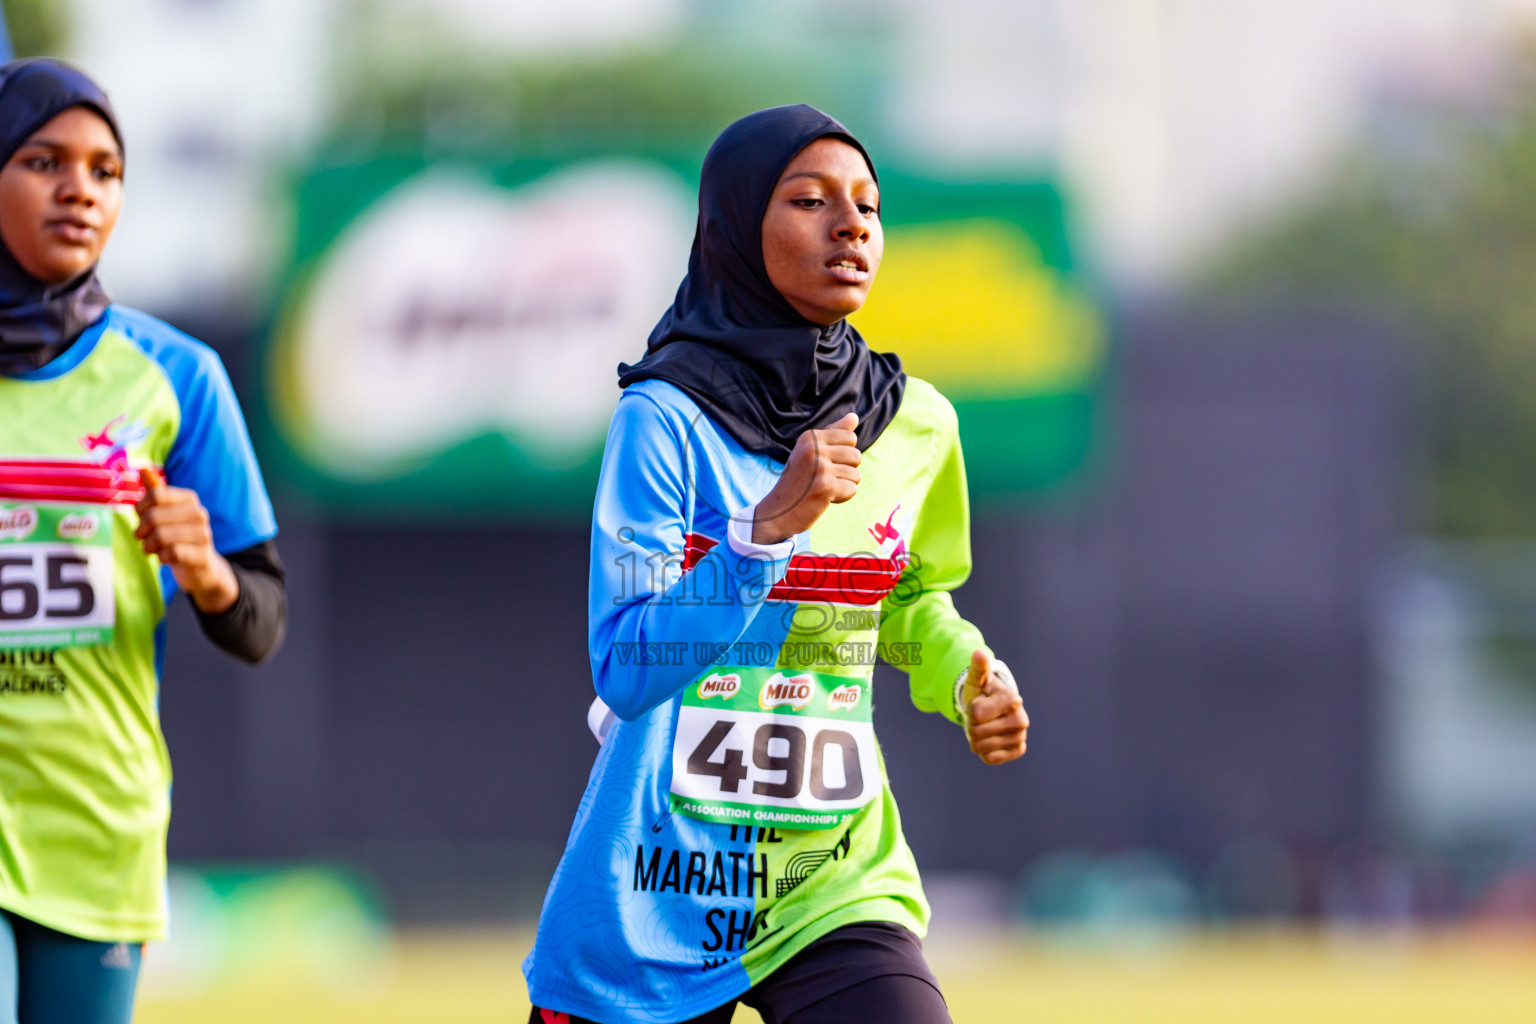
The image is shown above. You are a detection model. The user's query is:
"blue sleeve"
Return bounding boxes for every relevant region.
[157,341,277,555]
[588,391,792,721]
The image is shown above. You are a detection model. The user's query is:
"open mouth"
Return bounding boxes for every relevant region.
[825,249,869,273]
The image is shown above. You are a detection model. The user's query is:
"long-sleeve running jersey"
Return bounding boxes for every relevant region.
[523,376,990,1022]
[0,306,277,942]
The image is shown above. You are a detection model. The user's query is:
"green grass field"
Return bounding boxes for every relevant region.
[133,925,1536,1023]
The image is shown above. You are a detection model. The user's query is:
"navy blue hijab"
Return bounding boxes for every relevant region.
[619,104,905,461]
[0,58,119,375]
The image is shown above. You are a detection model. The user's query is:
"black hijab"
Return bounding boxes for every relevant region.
[0,58,119,376]
[618,104,906,462]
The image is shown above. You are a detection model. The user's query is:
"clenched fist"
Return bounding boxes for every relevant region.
[961,650,1029,765]
[135,467,239,614]
[752,412,861,545]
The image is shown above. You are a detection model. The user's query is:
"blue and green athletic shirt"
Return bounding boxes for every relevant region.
[0,305,277,942]
[522,376,991,1022]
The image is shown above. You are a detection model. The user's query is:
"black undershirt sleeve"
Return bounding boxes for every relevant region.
[193,539,287,664]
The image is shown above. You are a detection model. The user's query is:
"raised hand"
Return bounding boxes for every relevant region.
[752,412,861,545]
[961,649,1029,765]
[135,467,239,614]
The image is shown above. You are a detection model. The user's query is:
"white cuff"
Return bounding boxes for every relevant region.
[955,658,1014,724]
[587,696,617,745]
[727,503,796,560]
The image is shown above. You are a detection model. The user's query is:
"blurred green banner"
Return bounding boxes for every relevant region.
[261,149,1105,520]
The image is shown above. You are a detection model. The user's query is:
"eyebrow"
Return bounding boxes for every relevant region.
[19,138,123,160]
[780,170,877,189]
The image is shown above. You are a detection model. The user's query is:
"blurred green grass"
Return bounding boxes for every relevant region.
[135,926,1536,1024]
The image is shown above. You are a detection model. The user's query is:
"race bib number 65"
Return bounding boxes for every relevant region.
[0,503,115,649]
[671,667,879,831]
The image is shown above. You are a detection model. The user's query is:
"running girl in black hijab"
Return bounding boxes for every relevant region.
[0,59,286,1024]
[523,105,1029,1024]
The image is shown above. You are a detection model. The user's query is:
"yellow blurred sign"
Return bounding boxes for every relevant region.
[853,219,1104,398]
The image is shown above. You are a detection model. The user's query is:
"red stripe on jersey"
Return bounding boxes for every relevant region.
[0,459,148,505]
[682,532,905,606]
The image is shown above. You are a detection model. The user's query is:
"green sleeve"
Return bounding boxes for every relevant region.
[878,402,991,726]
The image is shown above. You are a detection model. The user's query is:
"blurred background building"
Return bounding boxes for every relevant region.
[10,0,1536,1011]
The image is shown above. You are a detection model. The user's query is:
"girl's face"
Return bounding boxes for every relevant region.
[761,137,882,326]
[0,106,122,286]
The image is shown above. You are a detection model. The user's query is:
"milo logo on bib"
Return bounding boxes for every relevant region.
[827,684,862,711]
[758,674,813,711]
[697,672,741,699]
[671,667,879,831]
[0,506,37,541]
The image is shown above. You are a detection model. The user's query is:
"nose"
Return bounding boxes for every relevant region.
[830,196,869,244]
[55,163,97,207]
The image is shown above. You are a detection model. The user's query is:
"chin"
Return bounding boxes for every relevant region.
[822,294,868,322]
[810,307,859,326]
[38,257,93,285]
[791,288,869,326]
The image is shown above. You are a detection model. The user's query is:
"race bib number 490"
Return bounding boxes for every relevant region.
[671,667,879,831]
[0,503,115,649]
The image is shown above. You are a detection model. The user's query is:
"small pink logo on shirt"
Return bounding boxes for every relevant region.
[80,415,148,486]
[867,504,912,561]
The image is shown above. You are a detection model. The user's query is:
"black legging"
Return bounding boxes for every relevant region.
[529,973,951,1024]
[529,920,952,1024]
[758,973,951,1024]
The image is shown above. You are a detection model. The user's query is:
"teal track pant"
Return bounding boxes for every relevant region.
[0,910,141,1024]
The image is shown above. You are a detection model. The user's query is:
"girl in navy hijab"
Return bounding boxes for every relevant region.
[0,59,287,1024]
[619,104,906,460]
[0,58,114,374]
[525,105,1028,1024]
